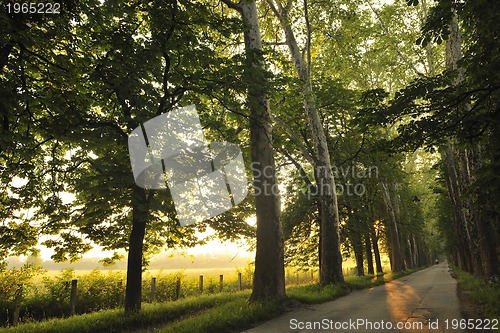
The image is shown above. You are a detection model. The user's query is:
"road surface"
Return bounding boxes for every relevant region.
[244,262,463,332]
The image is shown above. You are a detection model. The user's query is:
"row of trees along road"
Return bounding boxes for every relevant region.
[1,0,498,313]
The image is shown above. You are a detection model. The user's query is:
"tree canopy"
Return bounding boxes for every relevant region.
[1,0,498,311]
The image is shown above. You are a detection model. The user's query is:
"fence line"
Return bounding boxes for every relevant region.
[6,268,332,324]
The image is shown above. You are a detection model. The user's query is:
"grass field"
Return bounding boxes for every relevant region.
[453,268,500,319]
[0,267,416,333]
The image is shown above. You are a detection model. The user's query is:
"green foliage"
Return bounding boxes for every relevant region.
[0,263,44,325]
[0,0,255,266]
[0,267,423,332]
[141,270,183,302]
[0,267,257,325]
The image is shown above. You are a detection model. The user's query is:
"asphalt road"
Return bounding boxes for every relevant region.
[243,262,463,333]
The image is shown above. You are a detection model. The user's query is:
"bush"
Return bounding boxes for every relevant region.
[0,266,253,327]
[0,264,44,325]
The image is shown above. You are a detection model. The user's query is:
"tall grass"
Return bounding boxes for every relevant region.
[0,266,421,333]
[158,298,284,333]
[0,292,250,333]
[454,269,500,318]
[0,267,255,325]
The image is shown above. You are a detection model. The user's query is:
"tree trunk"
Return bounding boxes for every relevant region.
[353,232,364,276]
[365,233,374,275]
[268,0,343,284]
[380,181,404,272]
[441,143,474,273]
[404,237,414,269]
[222,0,286,301]
[412,235,419,267]
[125,185,149,312]
[371,232,383,274]
[458,144,499,278]
[443,5,496,277]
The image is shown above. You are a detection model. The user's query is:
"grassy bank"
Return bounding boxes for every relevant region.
[453,268,500,319]
[0,292,250,333]
[0,269,419,333]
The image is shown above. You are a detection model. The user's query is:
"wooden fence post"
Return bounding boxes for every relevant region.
[69,279,77,315]
[238,272,242,291]
[219,275,224,291]
[199,275,203,293]
[150,277,156,303]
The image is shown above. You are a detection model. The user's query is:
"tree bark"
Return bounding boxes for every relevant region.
[222,0,286,301]
[365,233,375,275]
[412,235,419,268]
[353,232,364,276]
[267,0,344,284]
[443,10,483,275]
[371,231,383,274]
[380,181,404,272]
[125,185,149,312]
[405,237,414,269]
[441,142,474,273]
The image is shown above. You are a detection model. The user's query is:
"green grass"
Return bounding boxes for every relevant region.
[0,292,250,333]
[0,269,421,333]
[287,282,349,303]
[158,298,284,333]
[286,270,415,304]
[160,270,421,332]
[453,268,500,319]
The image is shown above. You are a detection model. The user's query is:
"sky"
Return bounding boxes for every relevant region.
[37,224,255,262]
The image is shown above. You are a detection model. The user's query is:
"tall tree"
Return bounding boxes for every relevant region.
[357,0,500,277]
[221,0,286,301]
[266,0,344,285]
[1,0,255,312]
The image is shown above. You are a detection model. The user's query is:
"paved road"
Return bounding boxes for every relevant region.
[244,262,463,332]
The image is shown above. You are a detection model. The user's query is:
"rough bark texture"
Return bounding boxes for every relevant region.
[124,185,149,312]
[442,9,500,277]
[405,238,414,269]
[365,233,375,275]
[380,181,404,272]
[441,143,474,272]
[371,232,383,274]
[354,237,364,277]
[268,0,344,284]
[224,0,286,302]
[411,235,419,268]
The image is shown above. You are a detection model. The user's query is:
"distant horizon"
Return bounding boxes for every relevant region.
[6,239,255,271]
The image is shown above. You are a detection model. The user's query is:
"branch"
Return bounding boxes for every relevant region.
[266,0,281,18]
[220,0,241,12]
[280,148,317,192]
[337,134,366,167]
[272,115,315,164]
[364,0,425,78]
[85,121,128,141]
[206,92,251,120]
[17,42,69,72]
[157,2,177,116]
[303,0,312,76]
[0,40,15,70]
